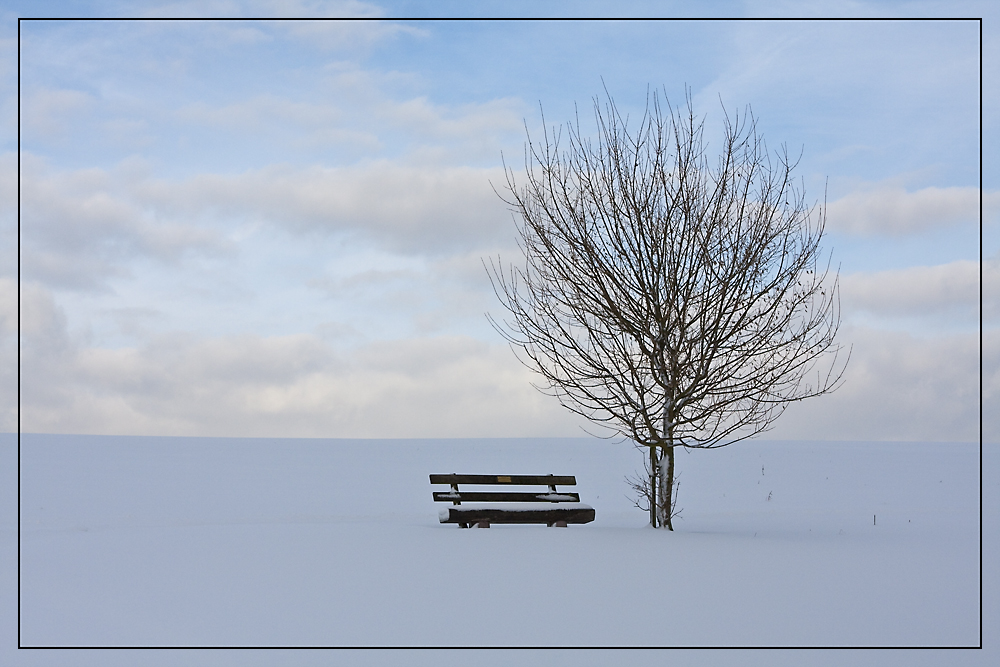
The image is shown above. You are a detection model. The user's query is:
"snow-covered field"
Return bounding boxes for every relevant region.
[4,433,995,665]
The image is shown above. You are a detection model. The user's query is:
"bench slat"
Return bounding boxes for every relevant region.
[432,491,580,503]
[439,504,595,525]
[429,474,576,486]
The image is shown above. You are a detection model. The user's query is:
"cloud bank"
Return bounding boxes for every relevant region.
[6,280,992,443]
[840,258,997,327]
[15,153,516,295]
[6,279,579,438]
[826,185,997,236]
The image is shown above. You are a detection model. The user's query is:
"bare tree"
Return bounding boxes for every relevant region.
[486,89,848,529]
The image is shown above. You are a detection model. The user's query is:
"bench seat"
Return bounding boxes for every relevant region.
[438,502,595,526]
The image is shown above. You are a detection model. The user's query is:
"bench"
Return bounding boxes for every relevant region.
[430,474,596,528]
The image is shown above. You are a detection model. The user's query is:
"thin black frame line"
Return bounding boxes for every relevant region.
[15,14,985,651]
[16,644,987,650]
[978,14,985,653]
[14,16,985,22]
[16,13,21,652]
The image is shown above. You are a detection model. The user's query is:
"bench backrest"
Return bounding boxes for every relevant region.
[429,474,580,505]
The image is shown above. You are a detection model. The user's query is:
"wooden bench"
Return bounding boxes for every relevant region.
[430,474,596,528]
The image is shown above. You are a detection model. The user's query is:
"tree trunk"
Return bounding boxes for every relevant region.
[649,444,658,527]
[650,443,675,530]
[662,445,675,531]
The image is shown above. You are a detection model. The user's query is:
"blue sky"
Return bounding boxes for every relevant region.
[2,1,996,441]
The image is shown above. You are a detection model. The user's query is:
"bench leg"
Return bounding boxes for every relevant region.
[475,520,490,528]
[547,521,568,528]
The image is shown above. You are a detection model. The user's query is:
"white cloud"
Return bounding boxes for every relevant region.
[19,88,95,138]
[377,95,525,143]
[7,279,995,443]
[173,95,384,154]
[6,280,67,340]
[825,185,998,236]
[7,279,581,438]
[136,161,514,254]
[278,16,425,50]
[766,324,993,443]
[18,154,228,290]
[0,279,72,431]
[168,78,525,162]
[840,258,998,326]
[223,25,274,45]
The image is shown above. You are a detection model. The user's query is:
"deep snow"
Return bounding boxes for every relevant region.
[3,433,995,665]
